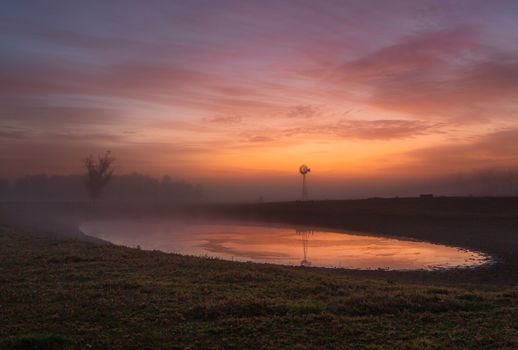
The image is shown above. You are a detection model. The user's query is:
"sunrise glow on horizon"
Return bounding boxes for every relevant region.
[2,1,518,199]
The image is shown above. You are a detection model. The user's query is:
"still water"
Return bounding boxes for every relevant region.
[80,220,488,270]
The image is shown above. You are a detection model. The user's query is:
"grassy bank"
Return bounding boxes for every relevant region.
[1,224,517,349]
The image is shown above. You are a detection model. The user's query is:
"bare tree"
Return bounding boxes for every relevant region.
[84,151,115,203]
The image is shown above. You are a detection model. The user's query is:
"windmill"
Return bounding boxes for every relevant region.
[299,164,311,201]
[296,228,314,267]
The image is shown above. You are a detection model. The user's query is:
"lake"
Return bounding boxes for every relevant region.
[80,220,489,270]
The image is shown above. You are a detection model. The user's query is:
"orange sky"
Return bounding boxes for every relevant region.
[1,1,518,195]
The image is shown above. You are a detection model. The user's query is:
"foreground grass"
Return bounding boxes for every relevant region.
[1,225,517,349]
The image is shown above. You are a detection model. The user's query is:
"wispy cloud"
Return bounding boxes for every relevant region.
[392,128,518,174]
[283,119,441,140]
[1,0,518,183]
[205,115,242,124]
[286,105,319,119]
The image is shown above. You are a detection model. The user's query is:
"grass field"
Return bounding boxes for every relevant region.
[1,216,518,349]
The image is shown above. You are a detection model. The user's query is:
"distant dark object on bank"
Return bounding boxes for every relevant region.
[420,194,434,198]
[84,151,115,203]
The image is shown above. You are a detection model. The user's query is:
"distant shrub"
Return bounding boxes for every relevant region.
[84,151,115,203]
[1,333,72,350]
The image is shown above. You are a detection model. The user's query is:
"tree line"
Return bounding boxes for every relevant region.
[0,153,202,203]
[0,173,203,203]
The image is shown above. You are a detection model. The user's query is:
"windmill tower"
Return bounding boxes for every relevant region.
[296,228,314,266]
[299,164,311,201]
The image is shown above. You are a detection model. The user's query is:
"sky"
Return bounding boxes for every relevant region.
[1,1,518,199]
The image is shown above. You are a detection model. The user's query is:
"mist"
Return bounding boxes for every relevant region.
[3,2,518,348]
[2,167,518,205]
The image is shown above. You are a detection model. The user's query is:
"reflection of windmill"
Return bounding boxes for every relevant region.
[296,228,314,266]
[299,164,311,201]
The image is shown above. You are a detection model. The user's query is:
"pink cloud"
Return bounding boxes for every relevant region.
[341,27,480,81]
[282,119,440,140]
[365,57,518,122]
[205,115,242,124]
[396,128,518,174]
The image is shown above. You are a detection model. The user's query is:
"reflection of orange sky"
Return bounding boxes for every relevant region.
[81,221,487,270]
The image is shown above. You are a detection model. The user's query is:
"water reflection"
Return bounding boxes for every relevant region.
[80,220,489,270]
[297,229,313,267]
